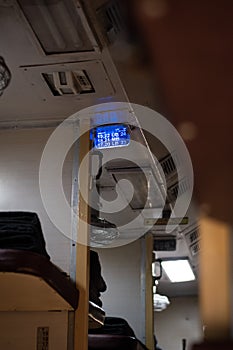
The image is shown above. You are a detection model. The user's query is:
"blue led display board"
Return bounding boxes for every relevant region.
[93,124,130,149]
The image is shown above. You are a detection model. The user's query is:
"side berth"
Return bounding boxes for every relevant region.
[0,212,79,350]
[0,249,80,350]
[0,249,79,311]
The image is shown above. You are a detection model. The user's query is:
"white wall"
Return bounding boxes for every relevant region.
[154,296,203,350]
[95,239,144,341]
[0,127,73,273]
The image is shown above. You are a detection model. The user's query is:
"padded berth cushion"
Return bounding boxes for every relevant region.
[0,212,50,258]
[0,249,79,309]
[88,334,138,350]
[89,318,149,350]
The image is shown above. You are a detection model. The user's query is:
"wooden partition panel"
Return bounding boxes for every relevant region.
[74,126,91,350]
[199,217,231,340]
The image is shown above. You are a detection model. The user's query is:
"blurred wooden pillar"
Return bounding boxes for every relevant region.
[128,1,233,348]
[192,217,233,349]
[199,217,231,340]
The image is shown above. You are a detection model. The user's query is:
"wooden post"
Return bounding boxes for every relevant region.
[74,128,91,350]
[199,217,231,340]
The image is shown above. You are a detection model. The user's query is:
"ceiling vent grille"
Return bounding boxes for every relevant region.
[167,177,189,202]
[190,241,200,256]
[42,70,95,96]
[97,0,125,43]
[185,228,199,245]
[185,227,200,257]
[159,153,179,177]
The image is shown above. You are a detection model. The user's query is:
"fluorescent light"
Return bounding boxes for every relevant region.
[17,0,93,53]
[161,259,195,282]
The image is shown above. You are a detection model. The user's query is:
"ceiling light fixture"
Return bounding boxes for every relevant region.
[17,0,94,54]
[153,293,170,312]
[161,258,195,283]
[90,214,119,247]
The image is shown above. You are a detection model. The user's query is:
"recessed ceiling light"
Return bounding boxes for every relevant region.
[161,259,195,282]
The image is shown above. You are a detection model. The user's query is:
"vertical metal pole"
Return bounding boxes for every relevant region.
[70,123,81,282]
[145,233,154,350]
[141,233,154,350]
[140,236,146,344]
[68,122,80,350]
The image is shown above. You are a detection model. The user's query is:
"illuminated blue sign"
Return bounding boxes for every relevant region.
[93,124,130,149]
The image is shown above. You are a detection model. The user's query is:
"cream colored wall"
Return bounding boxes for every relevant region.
[0,311,68,350]
[154,296,203,350]
[95,239,143,341]
[0,127,72,273]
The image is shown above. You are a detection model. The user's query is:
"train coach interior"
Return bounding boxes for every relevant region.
[0,1,232,350]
